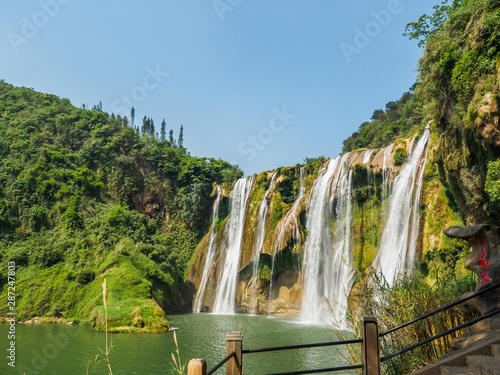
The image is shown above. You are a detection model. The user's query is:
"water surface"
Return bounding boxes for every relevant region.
[1,313,356,375]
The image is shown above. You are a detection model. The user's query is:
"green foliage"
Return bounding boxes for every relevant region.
[486,158,500,207]
[258,265,272,281]
[0,81,241,329]
[269,192,285,232]
[403,0,460,47]
[393,147,408,166]
[415,0,500,111]
[340,269,477,375]
[342,90,424,152]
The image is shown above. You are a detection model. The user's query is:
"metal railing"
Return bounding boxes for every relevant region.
[187,283,500,375]
[379,282,500,364]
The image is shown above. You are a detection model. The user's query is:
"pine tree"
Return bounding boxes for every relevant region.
[178,125,184,148]
[148,117,155,136]
[160,119,166,142]
[131,106,135,128]
[142,116,148,135]
[169,129,176,147]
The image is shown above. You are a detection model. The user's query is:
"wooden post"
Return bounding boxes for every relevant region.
[188,359,207,375]
[362,317,381,375]
[226,331,243,375]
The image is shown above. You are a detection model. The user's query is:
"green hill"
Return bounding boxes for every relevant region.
[0,81,242,331]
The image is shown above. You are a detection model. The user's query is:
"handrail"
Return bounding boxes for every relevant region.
[191,283,500,375]
[380,282,500,337]
[242,338,362,354]
[381,307,500,362]
[264,364,363,375]
[207,351,236,375]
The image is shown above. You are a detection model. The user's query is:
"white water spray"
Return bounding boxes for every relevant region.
[268,167,306,312]
[249,173,277,313]
[374,125,431,285]
[300,155,354,324]
[213,177,254,314]
[193,186,221,313]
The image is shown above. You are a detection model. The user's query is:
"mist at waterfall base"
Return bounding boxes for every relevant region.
[193,127,430,325]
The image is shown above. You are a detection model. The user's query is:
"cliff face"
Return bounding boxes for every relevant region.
[187,136,438,317]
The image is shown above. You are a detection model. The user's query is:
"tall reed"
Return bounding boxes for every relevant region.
[102,278,113,375]
[333,269,477,374]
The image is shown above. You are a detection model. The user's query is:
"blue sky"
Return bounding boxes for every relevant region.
[1,0,437,175]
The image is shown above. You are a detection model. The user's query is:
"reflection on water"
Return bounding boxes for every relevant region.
[0,313,356,375]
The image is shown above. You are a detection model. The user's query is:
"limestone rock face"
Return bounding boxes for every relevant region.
[267,270,302,317]
[443,225,500,323]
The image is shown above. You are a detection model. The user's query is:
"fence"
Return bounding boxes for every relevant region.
[187,283,500,375]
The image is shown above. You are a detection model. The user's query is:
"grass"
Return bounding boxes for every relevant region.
[333,268,477,375]
[169,331,187,375]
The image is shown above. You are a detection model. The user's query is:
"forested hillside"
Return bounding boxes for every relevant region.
[343,0,500,225]
[0,81,242,331]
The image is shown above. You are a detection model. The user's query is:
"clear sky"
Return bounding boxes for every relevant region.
[1,0,437,175]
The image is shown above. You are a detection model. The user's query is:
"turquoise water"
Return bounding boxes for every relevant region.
[0,313,357,375]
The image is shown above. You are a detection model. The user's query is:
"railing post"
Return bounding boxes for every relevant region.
[188,359,207,375]
[226,331,243,375]
[362,317,381,375]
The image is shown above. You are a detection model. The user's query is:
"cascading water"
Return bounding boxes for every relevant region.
[213,176,254,314]
[373,125,431,285]
[300,154,354,324]
[362,149,375,165]
[382,144,394,201]
[249,173,277,313]
[268,167,305,312]
[273,167,306,252]
[193,186,221,313]
[408,123,431,263]
[324,167,355,327]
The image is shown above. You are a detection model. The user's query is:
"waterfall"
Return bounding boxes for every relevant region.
[213,176,254,314]
[325,167,355,327]
[273,167,306,252]
[408,124,431,264]
[193,186,222,313]
[373,126,431,285]
[362,149,375,164]
[382,144,394,201]
[300,154,354,324]
[268,167,306,312]
[249,173,277,313]
[362,148,375,189]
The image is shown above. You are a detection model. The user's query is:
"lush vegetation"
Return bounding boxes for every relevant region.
[342,89,425,152]
[344,0,500,225]
[0,81,242,330]
[338,269,477,375]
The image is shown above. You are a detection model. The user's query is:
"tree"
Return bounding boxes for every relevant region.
[403,0,458,47]
[142,116,148,135]
[169,129,176,147]
[178,125,184,148]
[149,117,155,136]
[371,109,384,120]
[131,106,135,128]
[160,119,166,142]
[92,101,103,112]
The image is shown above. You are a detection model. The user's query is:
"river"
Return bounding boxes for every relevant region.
[1,313,356,375]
